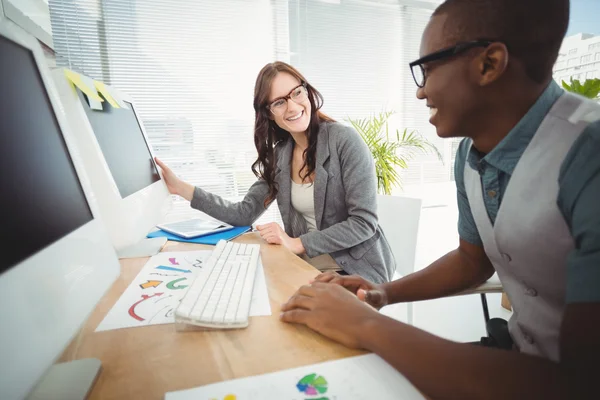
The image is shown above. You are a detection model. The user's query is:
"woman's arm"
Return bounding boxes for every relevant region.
[190,179,271,226]
[155,157,271,227]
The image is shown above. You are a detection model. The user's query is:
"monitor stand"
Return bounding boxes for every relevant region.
[117,237,167,259]
[27,358,101,400]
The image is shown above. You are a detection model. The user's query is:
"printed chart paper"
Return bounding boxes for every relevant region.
[165,354,425,400]
[96,250,271,332]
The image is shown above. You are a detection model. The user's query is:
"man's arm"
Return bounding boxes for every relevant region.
[358,123,600,399]
[383,138,494,304]
[382,239,495,304]
[358,302,598,400]
[281,284,598,399]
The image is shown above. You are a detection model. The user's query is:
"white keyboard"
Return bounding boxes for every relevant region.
[175,239,260,329]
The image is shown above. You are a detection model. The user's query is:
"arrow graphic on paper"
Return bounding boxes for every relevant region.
[168,257,179,265]
[166,277,188,290]
[139,280,162,289]
[128,293,163,321]
[155,265,191,273]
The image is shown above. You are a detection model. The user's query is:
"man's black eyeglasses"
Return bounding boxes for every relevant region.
[409,40,494,88]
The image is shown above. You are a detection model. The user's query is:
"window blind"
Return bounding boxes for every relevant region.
[50,0,287,224]
[49,0,448,227]
[288,0,451,187]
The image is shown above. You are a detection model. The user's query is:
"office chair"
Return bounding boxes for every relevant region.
[458,275,513,349]
[377,195,511,347]
[376,194,422,325]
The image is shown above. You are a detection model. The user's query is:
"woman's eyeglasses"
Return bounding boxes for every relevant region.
[268,84,308,116]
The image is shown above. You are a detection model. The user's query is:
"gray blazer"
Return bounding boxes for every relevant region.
[190,121,396,283]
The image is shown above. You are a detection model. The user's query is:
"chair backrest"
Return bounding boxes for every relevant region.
[377,195,422,279]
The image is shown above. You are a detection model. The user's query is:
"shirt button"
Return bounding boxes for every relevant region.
[340,261,347,266]
[487,190,497,198]
[501,252,512,262]
[525,288,538,297]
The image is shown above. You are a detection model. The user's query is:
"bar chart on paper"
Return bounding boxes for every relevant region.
[165,354,425,400]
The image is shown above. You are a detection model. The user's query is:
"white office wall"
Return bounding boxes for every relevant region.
[49,0,448,224]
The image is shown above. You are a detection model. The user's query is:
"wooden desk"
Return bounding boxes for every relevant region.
[60,233,364,399]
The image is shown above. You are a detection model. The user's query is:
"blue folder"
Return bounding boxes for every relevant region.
[147,226,251,245]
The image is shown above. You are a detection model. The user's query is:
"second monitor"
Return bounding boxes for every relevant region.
[52,69,172,258]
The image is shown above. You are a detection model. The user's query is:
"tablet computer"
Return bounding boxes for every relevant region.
[156,218,234,239]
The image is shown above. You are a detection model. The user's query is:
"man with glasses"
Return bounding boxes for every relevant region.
[281,0,599,398]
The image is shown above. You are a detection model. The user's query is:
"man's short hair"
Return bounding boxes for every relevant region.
[433,0,570,84]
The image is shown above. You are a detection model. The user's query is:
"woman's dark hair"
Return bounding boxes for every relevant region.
[251,61,334,206]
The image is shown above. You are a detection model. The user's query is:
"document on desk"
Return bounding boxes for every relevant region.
[96,251,271,332]
[165,353,425,400]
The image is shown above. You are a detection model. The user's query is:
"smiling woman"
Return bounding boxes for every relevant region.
[155,61,397,283]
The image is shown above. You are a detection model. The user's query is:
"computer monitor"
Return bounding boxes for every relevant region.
[51,69,172,258]
[0,20,120,399]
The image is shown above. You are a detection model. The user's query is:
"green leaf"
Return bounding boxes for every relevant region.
[562,78,600,99]
[347,111,442,194]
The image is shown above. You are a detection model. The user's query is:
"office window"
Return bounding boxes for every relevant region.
[586,71,595,79]
[50,0,287,223]
[596,52,600,61]
[569,48,578,55]
[567,58,577,67]
[49,0,445,223]
[288,0,448,187]
[589,43,600,52]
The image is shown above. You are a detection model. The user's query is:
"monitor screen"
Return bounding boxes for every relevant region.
[0,36,94,274]
[77,89,160,199]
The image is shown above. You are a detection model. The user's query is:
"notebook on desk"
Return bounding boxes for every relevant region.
[147,225,251,245]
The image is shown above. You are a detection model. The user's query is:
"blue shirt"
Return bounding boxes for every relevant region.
[454,81,600,304]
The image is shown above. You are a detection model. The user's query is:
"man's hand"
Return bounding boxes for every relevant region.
[312,272,388,309]
[256,222,305,254]
[280,282,384,348]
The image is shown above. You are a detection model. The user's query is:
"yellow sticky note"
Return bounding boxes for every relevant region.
[64,69,104,103]
[94,80,120,108]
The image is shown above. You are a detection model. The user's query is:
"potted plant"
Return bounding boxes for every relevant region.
[561,78,600,100]
[347,111,442,195]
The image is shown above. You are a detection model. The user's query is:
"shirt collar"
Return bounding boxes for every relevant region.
[467,80,564,174]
